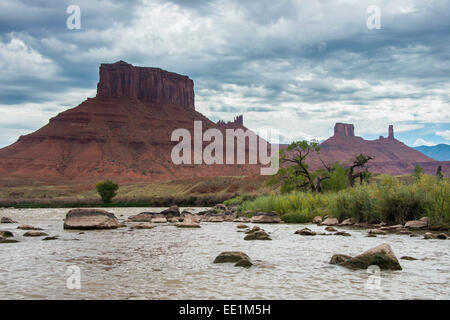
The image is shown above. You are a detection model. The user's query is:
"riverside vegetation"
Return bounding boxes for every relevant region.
[231,174,449,227]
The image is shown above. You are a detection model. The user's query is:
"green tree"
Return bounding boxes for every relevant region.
[96,180,119,203]
[348,154,373,187]
[413,165,424,181]
[268,140,332,193]
[321,163,350,192]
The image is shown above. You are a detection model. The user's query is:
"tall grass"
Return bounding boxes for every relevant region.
[237,175,449,225]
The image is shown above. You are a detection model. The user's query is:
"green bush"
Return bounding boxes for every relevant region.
[95,180,119,203]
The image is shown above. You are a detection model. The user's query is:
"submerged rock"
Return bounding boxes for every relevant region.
[331,243,402,270]
[335,231,351,237]
[244,229,271,240]
[250,212,281,224]
[42,236,59,241]
[295,228,316,236]
[237,224,249,229]
[131,223,154,229]
[128,212,156,222]
[325,226,337,232]
[63,209,119,230]
[23,231,48,237]
[368,229,387,235]
[0,237,19,244]
[400,256,418,261]
[1,217,17,224]
[17,225,43,230]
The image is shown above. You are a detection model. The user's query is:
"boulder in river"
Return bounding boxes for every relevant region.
[17,225,43,230]
[1,217,17,224]
[0,237,19,244]
[23,231,48,237]
[250,212,281,224]
[159,205,180,218]
[312,216,322,224]
[237,224,249,229]
[151,216,168,223]
[244,229,271,240]
[335,231,351,237]
[63,209,119,230]
[131,223,154,229]
[295,228,316,236]
[437,233,447,240]
[213,251,252,268]
[175,214,200,228]
[128,213,155,222]
[321,217,339,226]
[340,218,354,226]
[325,226,337,232]
[0,230,14,238]
[424,232,438,239]
[400,256,418,261]
[330,254,352,265]
[368,229,387,235]
[42,236,59,241]
[405,217,429,229]
[331,243,402,270]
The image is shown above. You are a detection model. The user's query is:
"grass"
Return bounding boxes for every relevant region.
[237,175,449,226]
[0,176,273,208]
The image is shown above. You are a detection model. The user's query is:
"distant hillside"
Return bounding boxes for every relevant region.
[414,144,450,161]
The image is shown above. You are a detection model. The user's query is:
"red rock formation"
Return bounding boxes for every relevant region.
[216,115,244,129]
[96,60,195,109]
[334,123,355,137]
[305,124,449,175]
[0,62,260,185]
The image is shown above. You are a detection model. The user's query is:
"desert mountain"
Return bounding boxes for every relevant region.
[304,123,449,175]
[0,61,261,185]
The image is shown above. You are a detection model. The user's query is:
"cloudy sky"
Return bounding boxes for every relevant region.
[0,0,449,147]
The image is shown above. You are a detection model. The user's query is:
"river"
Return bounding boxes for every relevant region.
[0,207,448,299]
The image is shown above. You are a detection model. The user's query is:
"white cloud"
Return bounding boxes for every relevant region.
[436,130,450,141]
[413,138,436,147]
[0,37,59,81]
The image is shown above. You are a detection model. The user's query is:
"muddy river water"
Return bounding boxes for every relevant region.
[0,207,448,299]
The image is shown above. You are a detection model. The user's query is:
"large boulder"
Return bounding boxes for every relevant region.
[250,212,281,224]
[63,209,119,230]
[244,229,271,240]
[330,254,352,265]
[159,205,181,218]
[405,217,429,229]
[321,217,339,226]
[332,243,402,270]
[1,217,17,224]
[213,251,252,268]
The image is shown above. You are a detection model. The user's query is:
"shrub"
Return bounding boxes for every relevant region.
[95,180,119,203]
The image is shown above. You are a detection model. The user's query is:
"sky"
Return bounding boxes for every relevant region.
[0,0,449,147]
